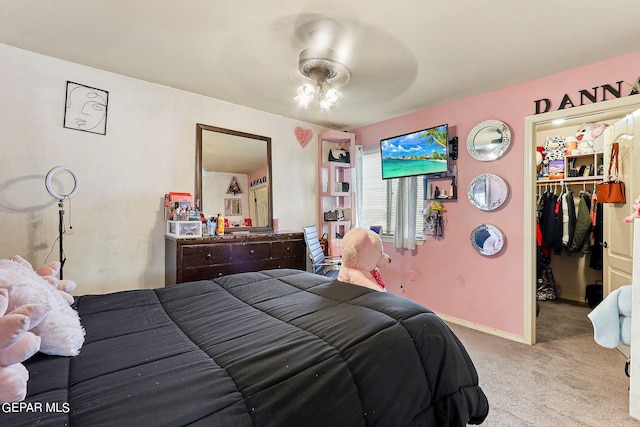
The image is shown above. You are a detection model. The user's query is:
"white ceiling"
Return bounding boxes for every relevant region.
[1,0,639,129]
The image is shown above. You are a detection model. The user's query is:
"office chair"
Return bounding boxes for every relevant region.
[302,225,341,279]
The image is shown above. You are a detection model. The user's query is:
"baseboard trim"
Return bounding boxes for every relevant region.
[437,312,527,344]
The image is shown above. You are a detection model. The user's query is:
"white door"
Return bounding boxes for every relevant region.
[602,108,640,298]
[249,185,269,227]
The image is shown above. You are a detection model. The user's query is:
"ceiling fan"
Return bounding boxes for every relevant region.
[291,15,417,111]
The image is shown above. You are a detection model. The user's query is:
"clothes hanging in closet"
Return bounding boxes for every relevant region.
[562,188,576,250]
[570,191,592,253]
[590,201,603,270]
[539,190,563,253]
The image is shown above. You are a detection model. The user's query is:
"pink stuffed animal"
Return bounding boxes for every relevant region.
[11,257,77,304]
[0,288,50,403]
[0,256,85,357]
[624,195,640,223]
[338,227,391,291]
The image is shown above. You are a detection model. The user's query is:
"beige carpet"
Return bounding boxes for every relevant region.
[448,299,640,426]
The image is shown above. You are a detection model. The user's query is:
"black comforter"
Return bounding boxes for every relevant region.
[6,269,488,426]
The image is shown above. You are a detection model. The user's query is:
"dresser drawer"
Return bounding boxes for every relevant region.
[230,242,270,262]
[181,265,236,282]
[271,240,305,259]
[261,256,305,270]
[182,245,230,267]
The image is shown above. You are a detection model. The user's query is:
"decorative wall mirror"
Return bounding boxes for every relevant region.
[466,120,511,161]
[467,173,509,211]
[470,224,505,256]
[196,124,273,232]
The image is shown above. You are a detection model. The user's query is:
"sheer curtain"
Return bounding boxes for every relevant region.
[353,145,363,227]
[393,176,417,250]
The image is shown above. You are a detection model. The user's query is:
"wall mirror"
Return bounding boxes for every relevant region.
[466,120,511,161]
[467,173,509,211]
[470,224,505,256]
[196,124,273,232]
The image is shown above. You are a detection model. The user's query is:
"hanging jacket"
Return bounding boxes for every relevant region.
[553,194,564,255]
[540,192,556,248]
[570,193,592,253]
[590,202,603,270]
[561,190,569,247]
[540,192,564,253]
[562,189,576,251]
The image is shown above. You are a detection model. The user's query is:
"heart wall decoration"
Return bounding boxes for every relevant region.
[295,126,313,148]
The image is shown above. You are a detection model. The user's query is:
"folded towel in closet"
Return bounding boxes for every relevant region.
[587,285,632,348]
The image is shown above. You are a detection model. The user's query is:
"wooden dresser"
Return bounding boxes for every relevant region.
[165,232,306,286]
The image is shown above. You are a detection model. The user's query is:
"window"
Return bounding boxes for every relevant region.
[360,149,424,238]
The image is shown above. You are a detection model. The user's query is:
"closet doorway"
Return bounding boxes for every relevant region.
[524,96,640,345]
[249,184,269,227]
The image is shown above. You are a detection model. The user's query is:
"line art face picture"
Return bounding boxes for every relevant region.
[63,81,109,135]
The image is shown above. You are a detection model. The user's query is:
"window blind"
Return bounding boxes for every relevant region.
[360,150,424,238]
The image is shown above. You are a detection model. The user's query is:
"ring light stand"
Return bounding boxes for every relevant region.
[45,166,79,279]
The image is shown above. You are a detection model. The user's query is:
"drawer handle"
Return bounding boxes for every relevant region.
[249,249,255,254]
[217,272,223,277]
[205,253,212,259]
[286,246,290,251]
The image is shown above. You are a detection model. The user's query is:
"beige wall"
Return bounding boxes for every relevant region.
[0,44,326,294]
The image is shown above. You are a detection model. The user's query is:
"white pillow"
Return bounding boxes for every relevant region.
[0,259,84,356]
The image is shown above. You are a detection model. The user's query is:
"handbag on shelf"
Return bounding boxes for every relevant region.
[328,148,350,163]
[324,210,339,221]
[323,210,346,221]
[319,233,329,256]
[596,142,626,204]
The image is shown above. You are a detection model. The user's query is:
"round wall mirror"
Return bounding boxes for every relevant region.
[470,224,505,256]
[466,120,511,161]
[467,173,509,211]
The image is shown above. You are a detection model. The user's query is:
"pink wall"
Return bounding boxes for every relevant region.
[352,50,640,339]
[248,166,268,188]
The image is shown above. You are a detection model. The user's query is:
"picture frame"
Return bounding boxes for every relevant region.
[224,198,242,216]
[63,81,109,135]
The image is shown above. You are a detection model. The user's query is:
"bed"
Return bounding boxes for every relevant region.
[6,269,488,426]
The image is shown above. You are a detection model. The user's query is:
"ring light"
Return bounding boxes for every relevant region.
[45,166,79,200]
[44,166,79,280]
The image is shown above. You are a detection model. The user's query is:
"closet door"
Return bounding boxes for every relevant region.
[602,108,640,296]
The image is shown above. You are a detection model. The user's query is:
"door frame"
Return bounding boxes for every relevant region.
[523,96,640,345]
[249,183,269,227]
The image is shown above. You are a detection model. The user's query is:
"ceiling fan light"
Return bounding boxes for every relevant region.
[294,47,349,111]
[317,84,341,111]
[319,98,332,112]
[324,87,342,105]
[294,83,315,108]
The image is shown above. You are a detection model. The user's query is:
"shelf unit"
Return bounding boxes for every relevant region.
[425,176,457,200]
[536,150,604,186]
[317,130,356,256]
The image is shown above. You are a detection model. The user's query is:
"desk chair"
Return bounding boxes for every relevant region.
[302,225,341,279]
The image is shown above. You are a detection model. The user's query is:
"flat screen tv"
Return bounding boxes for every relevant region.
[380,124,449,180]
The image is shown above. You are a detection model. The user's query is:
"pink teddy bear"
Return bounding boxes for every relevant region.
[338,227,391,292]
[624,195,640,223]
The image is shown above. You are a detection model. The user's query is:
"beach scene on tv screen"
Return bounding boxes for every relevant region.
[381,125,448,179]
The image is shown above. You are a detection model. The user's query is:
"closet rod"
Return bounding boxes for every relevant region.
[535,179,601,187]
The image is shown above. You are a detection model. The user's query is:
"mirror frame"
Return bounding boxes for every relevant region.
[470,224,505,256]
[466,119,511,161]
[196,124,273,233]
[467,173,509,211]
